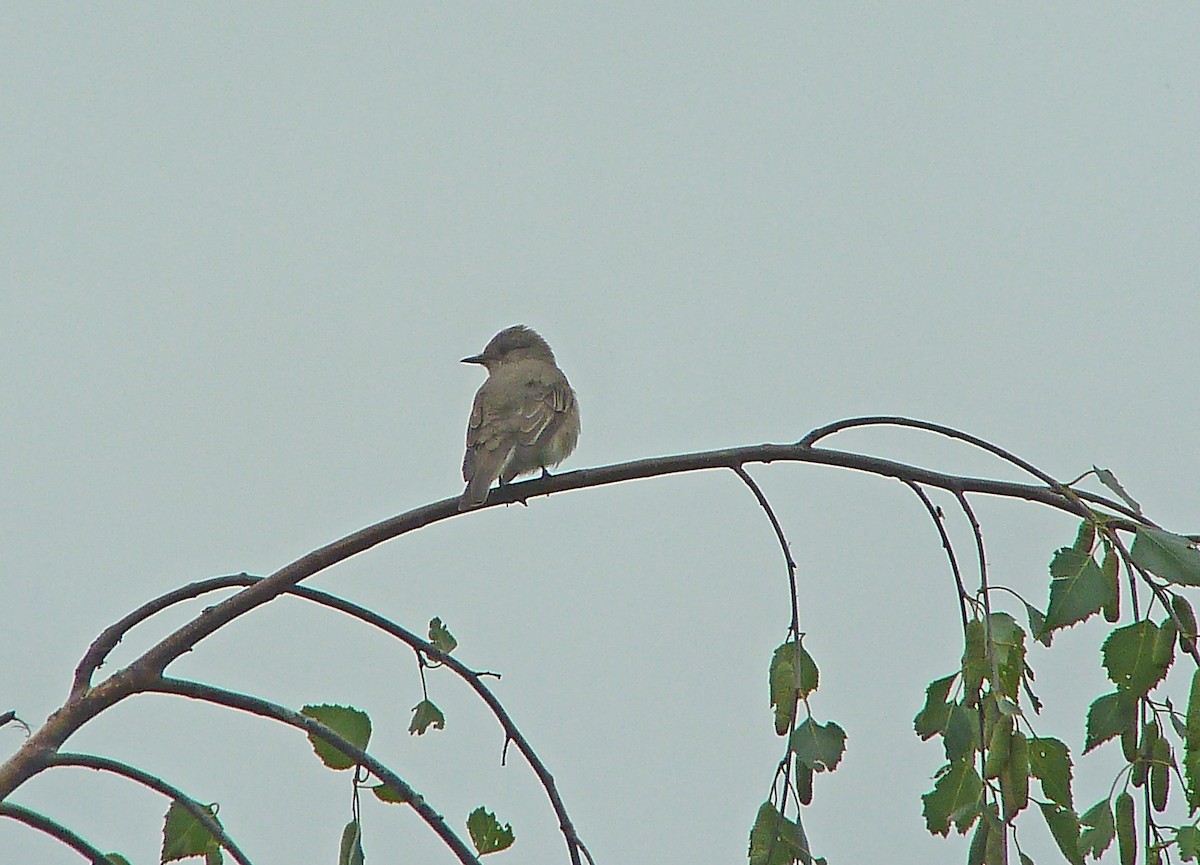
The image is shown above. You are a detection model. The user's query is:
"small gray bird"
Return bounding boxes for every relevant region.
[458,325,581,510]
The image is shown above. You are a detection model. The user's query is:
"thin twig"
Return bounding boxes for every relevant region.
[0,801,110,863]
[146,676,483,865]
[732,465,800,633]
[72,574,588,865]
[49,752,252,864]
[901,481,972,636]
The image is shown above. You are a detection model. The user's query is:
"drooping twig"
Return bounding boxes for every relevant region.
[145,676,482,865]
[0,801,110,863]
[65,574,589,865]
[49,752,253,865]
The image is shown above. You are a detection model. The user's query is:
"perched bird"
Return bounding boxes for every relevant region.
[458,325,580,510]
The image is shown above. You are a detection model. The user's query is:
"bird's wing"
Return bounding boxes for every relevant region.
[462,370,573,482]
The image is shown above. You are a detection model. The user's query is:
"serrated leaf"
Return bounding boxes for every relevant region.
[988,612,1026,699]
[467,806,515,856]
[301,704,372,770]
[1188,670,1200,750]
[1102,620,1174,699]
[409,699,445,735]
[1037,802,1083,865]
[1043,548,1108,635]
[1078,798,1115,859]
[1093,467,1142,515]
[371,784,409,805]
[1187,674,1200,809]
[922,758,982,836]
[162,800,222,862]
[748,801,811,865]
[1177,825,1200,861]
[791,718,846,773]
[944,702,979,762]
[1132,528,1200,586]
[967,816,988,865]
[428,617,458,654]
[338,819,364,865]
[1028,737,1073,809]
[914,673,957,740]
[1025,602,1053,647]
[1085,691,1136,754]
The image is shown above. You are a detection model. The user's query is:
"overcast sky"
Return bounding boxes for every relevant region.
[3,5,1198,864]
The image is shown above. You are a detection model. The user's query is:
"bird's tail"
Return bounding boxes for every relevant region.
[458,473,494,510]
[459,444,514,511]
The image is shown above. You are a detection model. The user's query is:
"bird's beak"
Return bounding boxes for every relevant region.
[460,353,487,365]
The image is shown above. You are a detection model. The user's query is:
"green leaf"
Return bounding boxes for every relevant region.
[944,702,979,762]
[770,641,818,735]
[371,784,409,805]
[1028,736,1073,809]
[467,807,515,856]
[1025,601,1053,647]
[1078,798,1115,859]
[914,673,957,740]
[1019,854,1035,865]
[301,704,372,770]
[1092,466,1142,515]
[338,819,364,865]
[429,617,458,654]
[161,800,222,862]
[1102,620,1174,699]
[105,856,133,865]
[1131,528,1200,586]
[967,807,1004,865]
[988,612,1027,699]
[1189,669,1200,750]
[922,758,982,836]
[748,801,810,865]
[1037,802,1083,865]
[791,719,846,773]
[1042,547,1108,635]
[1085,691,1136,754]
[1177,825,1200,862]
[409,699,446,735]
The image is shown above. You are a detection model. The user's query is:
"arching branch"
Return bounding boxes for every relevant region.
[49,752,252,865]
[145,676,482,865]
[0,801,110,863]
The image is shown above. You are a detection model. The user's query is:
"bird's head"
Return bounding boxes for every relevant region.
[461,325,556,369]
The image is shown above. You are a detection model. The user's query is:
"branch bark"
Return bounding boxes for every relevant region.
[0,419,1154,857]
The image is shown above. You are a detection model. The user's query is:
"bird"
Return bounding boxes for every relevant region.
[458,325,580,510]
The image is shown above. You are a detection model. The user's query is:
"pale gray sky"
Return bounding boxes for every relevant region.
[3,5,1198,864]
